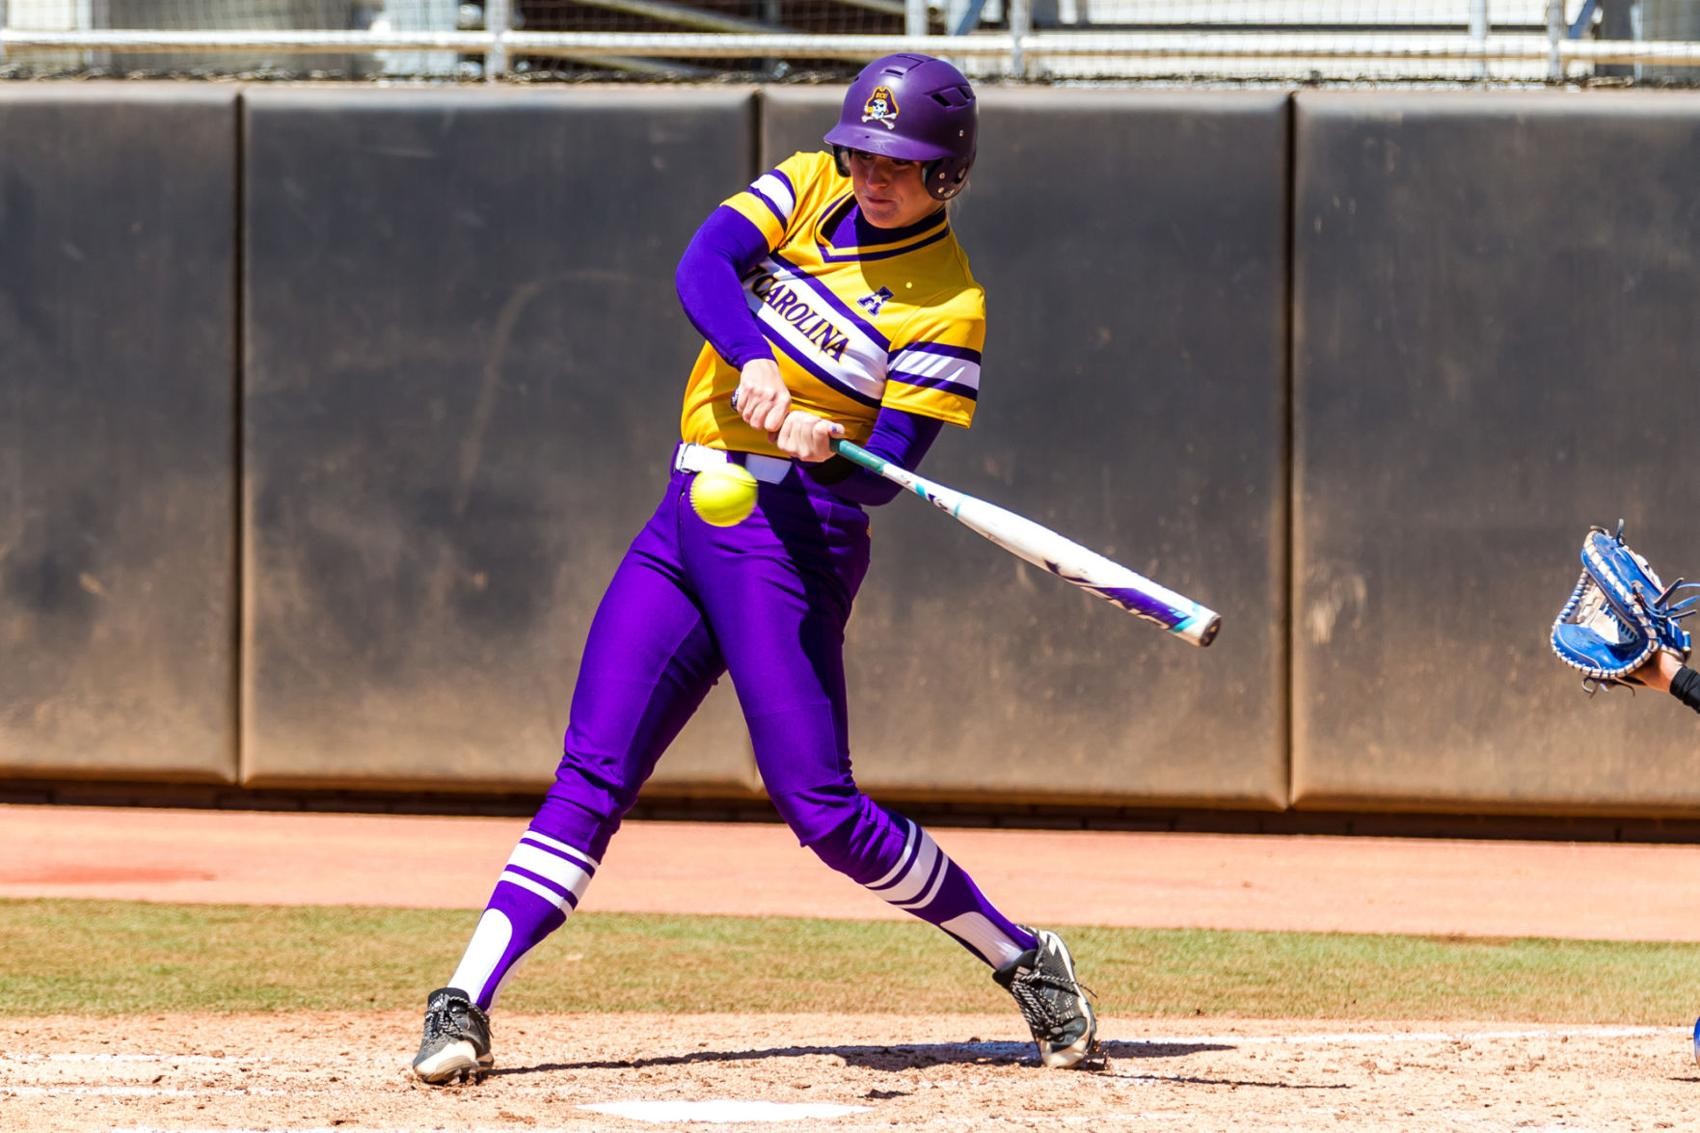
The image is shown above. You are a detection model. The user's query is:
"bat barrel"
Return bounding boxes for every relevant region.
[1090,577,1221,646]
[834,438,1222,647]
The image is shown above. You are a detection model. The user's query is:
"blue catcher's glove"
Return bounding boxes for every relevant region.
[1551,522,1700,692]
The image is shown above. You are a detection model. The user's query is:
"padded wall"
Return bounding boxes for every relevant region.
[1292,92,1700,814]
[241,88,761,791]
[0,86,238,782]
[21,84,1699,820]
[763,89,1292,806]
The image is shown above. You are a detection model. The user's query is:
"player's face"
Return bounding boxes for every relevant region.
[847,149,941,230]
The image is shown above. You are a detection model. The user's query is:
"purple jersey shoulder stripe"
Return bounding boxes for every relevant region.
[818,224,953,264]
[760,316,883,407]
[768,248,891,352]
[897,341,982,365]
[887,370,980,401]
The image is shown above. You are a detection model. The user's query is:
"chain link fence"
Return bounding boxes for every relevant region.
[2,0,1698,83]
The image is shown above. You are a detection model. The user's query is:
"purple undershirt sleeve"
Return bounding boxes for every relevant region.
[811,406,945,507]
[674,205,776,370]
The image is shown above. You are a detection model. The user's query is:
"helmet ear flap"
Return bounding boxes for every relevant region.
[838,146,971,201]
[923,159,945,199]
[924,159,969,201]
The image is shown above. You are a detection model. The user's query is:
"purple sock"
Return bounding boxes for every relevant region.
[809,804,1038,968]
[446,828,599,1010]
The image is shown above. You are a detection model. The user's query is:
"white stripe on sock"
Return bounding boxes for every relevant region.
[499,870,573,910]
[939,913,1026,968]
[874,831,940,906]
[507,844,593,901]
[864,820,917,891]
[893,851,950,912]
[522,829,600,871]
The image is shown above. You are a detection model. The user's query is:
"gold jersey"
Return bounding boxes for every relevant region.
[679,150,985,455]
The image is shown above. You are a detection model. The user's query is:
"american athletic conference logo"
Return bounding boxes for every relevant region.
[858,287,894,316]
[862,86,899,129]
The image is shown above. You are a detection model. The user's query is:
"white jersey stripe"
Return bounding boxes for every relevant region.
[889,350,981,393]
[752,257,888,400]
[747,289,885,403]
[760,256,889,360]
[751,173,796,222]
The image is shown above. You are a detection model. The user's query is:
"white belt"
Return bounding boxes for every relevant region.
[672,442,795,485]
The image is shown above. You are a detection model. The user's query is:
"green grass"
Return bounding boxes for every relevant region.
[2,898,1695,1023]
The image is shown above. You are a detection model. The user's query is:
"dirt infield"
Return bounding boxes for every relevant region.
[7,804,1700,1130]
[7,1013,1697,1131]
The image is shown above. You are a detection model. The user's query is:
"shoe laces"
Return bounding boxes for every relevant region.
[424,992,474,1042]
[422,1002,453,1043]
[1005,960,1093,1038]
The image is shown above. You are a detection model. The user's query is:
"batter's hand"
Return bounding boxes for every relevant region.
[773,410,845,463]
[734,359,790,434]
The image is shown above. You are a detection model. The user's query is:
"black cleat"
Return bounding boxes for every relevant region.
[411,986,494,1084]
[993,928,1099,1069]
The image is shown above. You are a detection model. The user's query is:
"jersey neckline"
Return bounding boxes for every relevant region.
[814,193,950,262]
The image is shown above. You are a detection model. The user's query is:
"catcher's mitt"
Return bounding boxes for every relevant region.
[1551,521,1699,692]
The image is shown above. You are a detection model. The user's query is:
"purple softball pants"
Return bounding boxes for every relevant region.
[539,467,875,857]
[447,464,1035,1010]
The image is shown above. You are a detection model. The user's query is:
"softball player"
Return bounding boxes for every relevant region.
[411,54,1098,1083]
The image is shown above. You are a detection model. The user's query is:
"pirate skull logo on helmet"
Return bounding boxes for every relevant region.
[861,86,899,129]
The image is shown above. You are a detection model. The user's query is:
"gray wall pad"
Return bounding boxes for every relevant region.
[1292,91,1700,814]
[241,87,761,791]
[763,88,1291,806]
[28,86,1695,818]
[0,86,239,783]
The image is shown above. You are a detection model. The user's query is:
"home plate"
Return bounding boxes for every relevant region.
[579,1100,871,1124]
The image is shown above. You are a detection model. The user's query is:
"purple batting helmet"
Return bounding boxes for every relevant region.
[823,53,977,202]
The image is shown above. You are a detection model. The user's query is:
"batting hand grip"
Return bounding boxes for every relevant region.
[832,439,1220,647]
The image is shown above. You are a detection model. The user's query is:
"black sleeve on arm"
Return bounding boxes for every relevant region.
[1669,665,1700,715]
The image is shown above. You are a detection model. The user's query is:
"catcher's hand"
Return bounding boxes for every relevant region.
[1551,521,1699,692]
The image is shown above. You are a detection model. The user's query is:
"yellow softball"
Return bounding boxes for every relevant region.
[689,464,759,527]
